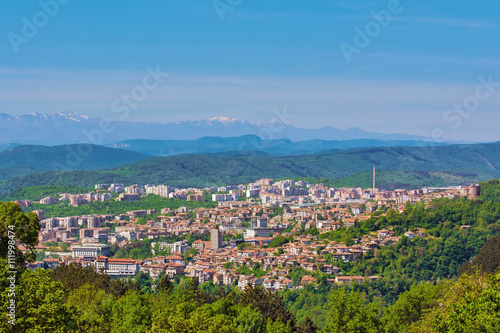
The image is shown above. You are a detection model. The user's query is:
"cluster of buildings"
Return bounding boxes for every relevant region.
[38,192,111,206]
[21,178,481,288]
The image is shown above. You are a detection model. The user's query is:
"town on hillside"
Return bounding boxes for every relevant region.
[12,178,481,291]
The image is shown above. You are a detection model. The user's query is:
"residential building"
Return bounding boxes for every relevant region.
[95,256,140,278]
[211,226,223,250]
[72,243,110,258]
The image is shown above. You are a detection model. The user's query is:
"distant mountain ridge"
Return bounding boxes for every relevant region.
[0,144,149,180]
[0,112,435,145]
[108,135,449,156]
[0,112,90,121]
[1,141,499,198]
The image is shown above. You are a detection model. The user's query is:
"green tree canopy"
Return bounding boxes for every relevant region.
[0,201,40,266]
[323,288,380,333]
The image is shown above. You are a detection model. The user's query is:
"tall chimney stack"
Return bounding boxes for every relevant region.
[373,166,376,193]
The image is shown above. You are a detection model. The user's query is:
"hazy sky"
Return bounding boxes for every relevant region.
[1,0,499,141]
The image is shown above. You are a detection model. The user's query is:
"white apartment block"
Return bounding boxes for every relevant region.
[124,184,144,194]
[95,257,139,277]
[243,227,286,239]
[145,184,173,197]
[72,243,110,258]
[212,193,238,202]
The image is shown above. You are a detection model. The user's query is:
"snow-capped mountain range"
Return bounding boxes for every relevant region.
[0,112,430,145]
[0,112,90,122]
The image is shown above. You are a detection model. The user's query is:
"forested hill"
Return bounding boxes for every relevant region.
[108,135,448,156]
[0,141,499,198]
[0,144,150,180]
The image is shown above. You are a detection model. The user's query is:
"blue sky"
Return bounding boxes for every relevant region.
[0,0,499,141]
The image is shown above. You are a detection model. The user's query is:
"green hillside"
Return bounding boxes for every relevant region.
[109,135,447,156]
[0,142,499,198]
[0,142,21,152]
[0,144,150,180]
[1,185,94,201]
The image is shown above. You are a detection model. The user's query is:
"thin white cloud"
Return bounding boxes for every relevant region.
[392,16,495,28]
[363,53,500,66]
[232,10,494,29]
[0,68,499,141]
[333,1,380,10]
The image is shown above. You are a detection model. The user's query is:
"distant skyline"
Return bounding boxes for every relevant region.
[1,1,500,141]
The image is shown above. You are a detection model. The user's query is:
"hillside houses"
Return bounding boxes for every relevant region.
[24,178,477,289]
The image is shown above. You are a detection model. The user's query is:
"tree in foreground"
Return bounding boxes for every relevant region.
[297,316,319,333]
[0,201,40,267]
[240,284,296,329]
[410,271,500,332]
[0,267,72,332]
[322,288,380,333]
[460,234,500,275]
[158,274,173,294]
[382,282,446,332]
[51,263,138,298]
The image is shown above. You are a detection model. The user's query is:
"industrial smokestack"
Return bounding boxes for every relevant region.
[373,166,376,193]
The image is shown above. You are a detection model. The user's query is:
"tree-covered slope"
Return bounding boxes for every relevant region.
[115,141,500,184]
[109,135,447,156]
[0,144,150,180]
[1,142,499,198]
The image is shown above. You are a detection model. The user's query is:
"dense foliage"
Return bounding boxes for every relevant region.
[0,201,40,267]
[2,185,94,201]
[2,261,500,332]
[2,142,500,197]
[460,233,500,274]
[0,144,149,180]
[99,136,450,157]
